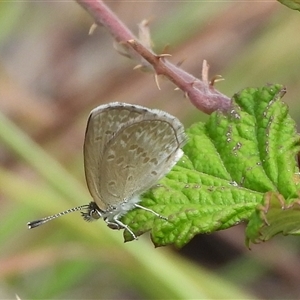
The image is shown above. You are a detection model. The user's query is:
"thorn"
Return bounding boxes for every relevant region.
[202,59,209,84]
[139,19,150,28]
[127,39,135,45]
[161,44,170,55]
[89,23,98,35]
[133,64,143,70]
[210,75,225,86]
[157,53,172,58]
[154,74,161,90]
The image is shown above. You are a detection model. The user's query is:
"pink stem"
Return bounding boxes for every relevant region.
[76,0,231,114]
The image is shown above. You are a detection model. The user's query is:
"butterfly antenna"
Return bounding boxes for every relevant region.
[27,205,89,229]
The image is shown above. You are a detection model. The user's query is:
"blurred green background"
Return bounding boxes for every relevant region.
[1,1,300,299]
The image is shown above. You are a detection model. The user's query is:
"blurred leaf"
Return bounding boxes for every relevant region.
[278,0,300,11]
[0,2,25,43]
[30,260,93,299]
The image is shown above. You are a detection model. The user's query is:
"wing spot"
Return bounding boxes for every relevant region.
[108,181,116,187]
[143,157,150,163]
[129,144,138,151]
[107,154,115,161]
[150,158,158,165]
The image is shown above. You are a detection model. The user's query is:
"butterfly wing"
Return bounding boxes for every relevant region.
[99,108,186,206]
[84,102,148,210]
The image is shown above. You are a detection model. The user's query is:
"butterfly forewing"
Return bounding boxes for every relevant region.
[84,103,147,209]
[100,115,186,206]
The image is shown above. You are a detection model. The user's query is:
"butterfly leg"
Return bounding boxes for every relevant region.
[113,218,137,240]
[106,221,121,230]
[103,211,138,239]
[134,204,168,221]
[105,214,137,240]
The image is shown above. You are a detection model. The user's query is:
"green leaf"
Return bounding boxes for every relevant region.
[277,0,300,11]
[122,84,300,248]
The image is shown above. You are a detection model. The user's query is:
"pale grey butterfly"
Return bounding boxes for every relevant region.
[27,102,187,239]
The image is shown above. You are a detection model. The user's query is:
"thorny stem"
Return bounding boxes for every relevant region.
[76,0,231,114]
[77,0,148,64]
